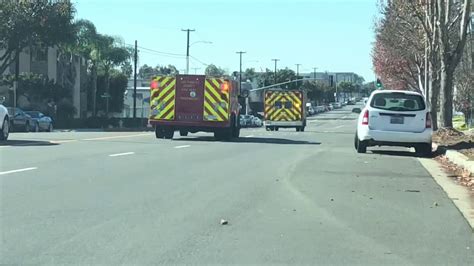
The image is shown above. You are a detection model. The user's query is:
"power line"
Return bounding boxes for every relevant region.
[124,43,185,57]
[139,50,186,59]
[189,55,208,66]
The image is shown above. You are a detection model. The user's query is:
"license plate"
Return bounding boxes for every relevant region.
[390,116,404,124]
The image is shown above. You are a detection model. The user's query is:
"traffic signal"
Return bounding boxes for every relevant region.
[329,75,334,87]
[376,78,382,88]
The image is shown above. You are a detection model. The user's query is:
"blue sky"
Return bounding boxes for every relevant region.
[75,0,378,81]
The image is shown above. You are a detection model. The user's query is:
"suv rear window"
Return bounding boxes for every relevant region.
[370,93,425,111]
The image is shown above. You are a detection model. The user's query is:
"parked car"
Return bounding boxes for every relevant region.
[252,117,263,127]
[354,90,432,156]
[25,111,53,132]
[7,107,34,132]
[0,98,9,140]
[327,104,334,111]
[240,115,253,127]
[347,99,356,105]
[363,97,369,105]
[332,102,342,109]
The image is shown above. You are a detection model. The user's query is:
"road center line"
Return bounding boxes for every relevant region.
[0,167,38,176]
[50,140,78,144]
[109,152,135,157]
[83,133,151,141]
[174,145,191,149]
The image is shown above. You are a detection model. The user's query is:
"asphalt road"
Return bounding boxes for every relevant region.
[1,105,473,265]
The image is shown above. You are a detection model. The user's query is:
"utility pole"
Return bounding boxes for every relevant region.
[295,64,301,78]
[182,29,195,74]
[272,59,279,85]
[236,51,247,114]
[13,48,19,116]
[295,63,301,89]
[313,67,318,80]
[133,40,138,120]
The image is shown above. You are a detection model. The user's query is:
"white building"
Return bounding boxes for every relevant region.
[122,79,151,118]
[0,46,86,118]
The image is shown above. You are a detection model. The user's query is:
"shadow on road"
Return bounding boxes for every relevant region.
[0,140,59,147]
[174,136,321,145]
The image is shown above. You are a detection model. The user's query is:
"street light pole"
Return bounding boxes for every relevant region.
[272,59,279,85]
[182,29,195,74]
[192,67,200,74]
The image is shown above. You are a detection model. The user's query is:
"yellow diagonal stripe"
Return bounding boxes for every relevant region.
[204,101,223,121]
[206,81,222,102]
[205,93,227,119]
[157,79,176,102]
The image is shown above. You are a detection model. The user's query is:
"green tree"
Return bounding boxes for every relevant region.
[205,64,227,77]
[73,19,100,115]
[0,0,76,74]
[338,81,356,98]
[302,81,334,104]
[97,35,131,115]
[97,70,128,113]
[138,64,179,80]
[243,68,257,81]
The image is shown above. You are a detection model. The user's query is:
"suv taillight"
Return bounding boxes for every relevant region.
[362,110,369,125]
[426,112,432,128]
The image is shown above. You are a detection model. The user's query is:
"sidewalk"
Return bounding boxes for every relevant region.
[419,157,474,231]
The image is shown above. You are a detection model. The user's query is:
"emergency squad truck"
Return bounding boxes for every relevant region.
[149,75,241,140]
[264,88,306,132]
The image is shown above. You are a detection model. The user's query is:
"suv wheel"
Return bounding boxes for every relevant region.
[0,118,9,141]
[25,122,30,132]
[415,143,432,157]
[356,136,367,153]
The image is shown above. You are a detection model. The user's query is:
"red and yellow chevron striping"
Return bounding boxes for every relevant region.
[150,76,176,120]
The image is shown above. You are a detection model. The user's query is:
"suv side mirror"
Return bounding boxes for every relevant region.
[352,108,362,114]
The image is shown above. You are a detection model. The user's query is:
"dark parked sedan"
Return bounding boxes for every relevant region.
[25,111,53,132]
[7,107,34,132]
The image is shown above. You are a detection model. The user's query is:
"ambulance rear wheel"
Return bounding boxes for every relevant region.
[179,130,188,137]
[300,127,305,132]
[274,127,279,131]
[155,127,164,139]
[164,129,174,139]
[232,125,240,138]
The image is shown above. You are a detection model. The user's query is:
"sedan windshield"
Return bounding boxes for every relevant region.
[370,93,425,111]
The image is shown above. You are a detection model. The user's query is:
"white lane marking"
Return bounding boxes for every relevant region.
[342,116,348,119]
[308,120,318,124]
[0,167,38,176]
[174,145,191,149]
[334,125,344,129]
[50,140,78,144]
[245,135,254,138]
[83,133,151,141]
[109,152,135,157]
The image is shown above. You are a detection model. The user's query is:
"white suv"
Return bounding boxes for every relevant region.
[354,90,432,156]
[0,97,9,141]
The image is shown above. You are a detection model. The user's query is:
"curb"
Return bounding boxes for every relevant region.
[434,142,474,174]
[418,158,474,231]
[445,150,474,174]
